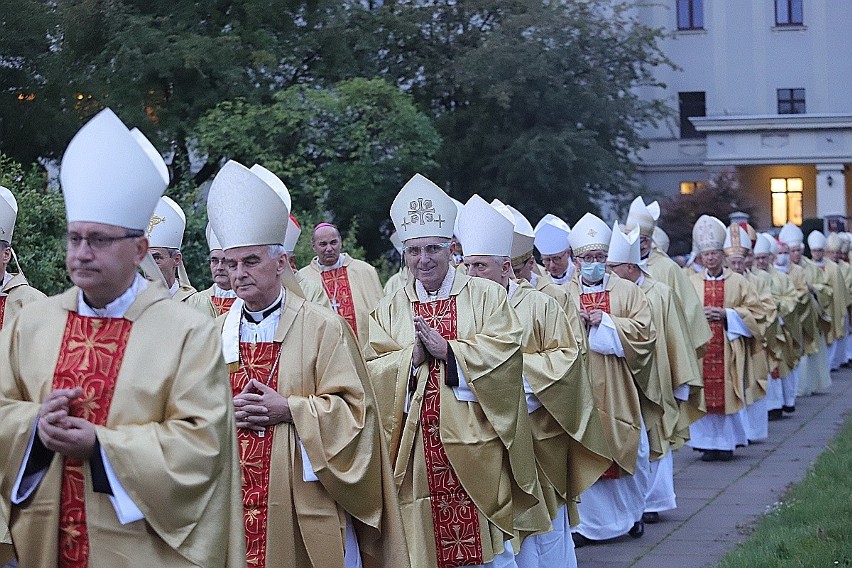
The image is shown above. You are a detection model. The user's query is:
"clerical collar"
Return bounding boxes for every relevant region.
[552,265,573,285]
[529,271,539,287]
[815,259,825,268]
[636,274,646,287]
[581,273,608,293]
[213,284,237,298]
[243,291,284,323]
[0,271,11,295]
[168,280,179,297]
[774,263,788,273]
[704,268,724,281]
[78,274,148,318]
[321,254,345,271]
[416,266,455,302]
[507,279,520,299]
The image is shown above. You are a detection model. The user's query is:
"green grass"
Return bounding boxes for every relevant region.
[718,415,852,568]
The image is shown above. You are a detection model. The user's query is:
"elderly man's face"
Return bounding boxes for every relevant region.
[208,249,230,289]
[727,255,746,275]
[541,249,571,278]
[789,245,803,264]
[0,242,11,275]
[66,221,147,308]
[512,256,535,282]
[811,248,825,262]
[225,245,286,311]
[639,234,653,258]
[312,226,342,267]
[754,253,772,271]
[149,246,180,287]
[403,236,453,291]
[701,249,724,272]
[464,255,510,287]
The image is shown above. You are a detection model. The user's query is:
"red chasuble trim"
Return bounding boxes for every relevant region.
[0,295,6,331]
[414,299,483,568]
[212,296,236,316]
[580,292,621,480]
[320,267,358,335]
[231,341,282,568]
[703,280,726,414]
[52,313,133,568]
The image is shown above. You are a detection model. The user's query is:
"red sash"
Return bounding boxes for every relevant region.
[703,280,726,414]
[581,291,621,480]
[414,299,483,568]
[212,296,236,316]
[52,313,133,568]
[0,295,6,331]
[320,267,358,335]
[230,341,282,568]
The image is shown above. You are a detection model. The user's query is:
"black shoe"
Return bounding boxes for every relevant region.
[700,450,718,462]
[768,409,783,421]
[628,521,645,538]
[717,450,734,461]
[572,532,594,548]
[642,512,660,524]
[782,405,796,413]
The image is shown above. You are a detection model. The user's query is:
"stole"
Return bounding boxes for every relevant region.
[702,280,726,414]
[321,267,358,335]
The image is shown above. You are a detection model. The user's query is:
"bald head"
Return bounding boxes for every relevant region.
[312,224,342,266]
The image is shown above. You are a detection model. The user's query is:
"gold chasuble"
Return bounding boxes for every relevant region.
[222,291,409,568]
[299,253,383,348]
[172,283,197,303]
[366,273,549,568]
[510,281,611,525]
[821,258,851,345]
[0,272,47,329]
[639,276,705,453]
[568,275,656,477]
[690,269,765,415]
[0,284,244,567]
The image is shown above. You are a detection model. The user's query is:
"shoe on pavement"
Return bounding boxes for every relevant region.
[768,409,783,421]
[642,512,660,524]
[700,450,718,462]
[716,450,734,461]
[782,405,795,413]
[571,532,594,548]
[628,521,645,538]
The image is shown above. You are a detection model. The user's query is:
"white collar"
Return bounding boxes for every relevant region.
[636,274,646,287]
[581,273,608,293]
[704,269,725,281]
[416,266,456,302]
[213,284,237,298]
[77,274,148,318]
[552,264,574,285]
[168,280,179,297]
[320,254,345,271]
[508,279,520,299]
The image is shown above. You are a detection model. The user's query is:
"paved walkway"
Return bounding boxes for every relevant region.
[575,368,852,568]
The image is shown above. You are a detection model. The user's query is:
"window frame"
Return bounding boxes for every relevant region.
[770,177,803,227]
[777,88,806,115]
[676,0,704,31]
[679,91,707,139]
[775,0,804,26]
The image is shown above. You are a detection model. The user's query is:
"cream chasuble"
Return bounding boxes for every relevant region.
[0,272,46,330]
[299,253,383,348]
[0,282,245,567]
[220,289,408,568]
[820,258,851,345]
[646,249,713,357]
[383,266,409,297]
[509,280,611,525]
[638,276,705,454]
[529,271,589,356]
[798,257,833,336]
[171,282,197,303]
[688,269,765,415]
[366,271,550,568]
[566,273,656,475]
[784,262,821,356]
[744,270,777,403]
[763,266,803,376]
[295,271,334,310]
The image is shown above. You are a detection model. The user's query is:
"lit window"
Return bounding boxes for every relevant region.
[680,181,705,195]
[771,177,803,226]
[775,0,803,26]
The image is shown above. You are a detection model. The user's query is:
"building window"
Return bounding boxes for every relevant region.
[679,92,706,138]
[676,0,704,30]
[777,88,806,114]
[680,181,706,195]
[771,177,803,226]
[775,0,803,26]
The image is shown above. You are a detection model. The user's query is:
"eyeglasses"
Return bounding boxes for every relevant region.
[404,242,451,257]
[209,257,227,265]
[66,233,140,250]
[577,253,607,263]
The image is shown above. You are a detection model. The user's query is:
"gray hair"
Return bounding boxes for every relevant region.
[268,244,287,259]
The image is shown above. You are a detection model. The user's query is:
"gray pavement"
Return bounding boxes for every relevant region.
[575,367,852,568]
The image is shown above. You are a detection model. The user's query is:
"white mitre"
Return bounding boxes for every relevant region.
[284,214,301,254]
[807,230,827,251]
[390,174,456,242]
[653,226,670,254]
[389,231,403,255]
[723,223,752,257]
[778,222,804,248]
[457,195,514,257]
[147,196,186,249]
[502,203,536,263]
[208,160,290,249]
[825,232,842,253]
[0,186,18,244]
[61,108,168,230]
[206,223,222,251]
[569,213,612,254]
[753,233,774,255]
[533,214,571,255]
[692,215,726,252]
[625,196,660,237]
[608,220,641,265]
[451,197,464,239]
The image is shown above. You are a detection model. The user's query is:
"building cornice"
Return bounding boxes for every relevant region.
[692,114,852,132]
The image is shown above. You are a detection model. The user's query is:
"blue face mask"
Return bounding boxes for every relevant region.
[581,261,606,283]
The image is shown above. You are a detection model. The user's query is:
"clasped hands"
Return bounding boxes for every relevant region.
[579,309,604,329]
[704,306,726,322]
[412,315,450,367]
[233,379,291,431]
[38,388,97,459]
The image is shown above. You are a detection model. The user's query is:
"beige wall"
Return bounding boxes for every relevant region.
[736,165,817,231]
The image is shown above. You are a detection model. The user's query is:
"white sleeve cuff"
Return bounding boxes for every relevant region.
[11,419,48,504]
[673,384,690,401]
[101,445,144,524]
[522,374,543,414]
[299,438,319,482]
[725,308,753,340]
[452,362,478,402]
[589,313,625,357]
